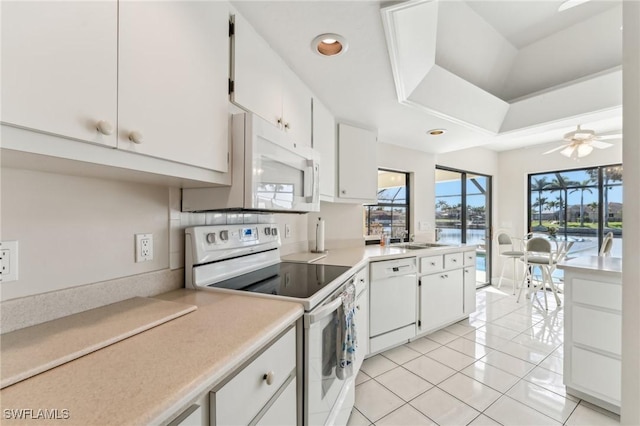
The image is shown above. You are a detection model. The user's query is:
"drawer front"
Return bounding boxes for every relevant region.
[573,306,621,355]
[463,251,476,267]
[444,252,464,270]
[573,278,621,311]
[213,327,296,425]
[420,255,443,273]
[571,346,621,403]
[256,378,297,426]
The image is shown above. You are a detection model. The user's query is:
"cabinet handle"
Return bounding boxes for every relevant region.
[441,274,448,279]
[128,131,143,144]
[96,120,114,136]
[263,371,275,386]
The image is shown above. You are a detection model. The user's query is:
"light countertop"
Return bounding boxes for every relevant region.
[283,243,476,269]
[0,290,303,425]
[558,255,622,275]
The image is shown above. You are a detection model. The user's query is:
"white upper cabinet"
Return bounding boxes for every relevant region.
[337,123,377,203]
[1,1,118,147]
[312,98,336,199]
[231,12,312,147]
[118,1,229,173]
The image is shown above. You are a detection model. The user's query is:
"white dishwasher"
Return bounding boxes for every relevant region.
[369,257,418,353]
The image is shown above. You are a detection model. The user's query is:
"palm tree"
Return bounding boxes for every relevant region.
[532,196,548,227]
[546,199,560,221]
[570,179,595,227]
[587,202,599,223]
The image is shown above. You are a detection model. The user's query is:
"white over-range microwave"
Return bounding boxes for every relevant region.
[182,112,320,213]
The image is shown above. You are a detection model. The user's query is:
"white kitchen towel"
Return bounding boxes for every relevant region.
[336,282,357,380]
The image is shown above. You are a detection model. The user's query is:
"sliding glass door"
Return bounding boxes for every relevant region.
[435,167,492,287]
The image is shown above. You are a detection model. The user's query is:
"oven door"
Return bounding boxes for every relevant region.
[304,294,350,425]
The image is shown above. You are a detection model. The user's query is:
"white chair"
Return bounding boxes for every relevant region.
[599,232,614,256]
[496,232,524,294]
[517,237,569,310]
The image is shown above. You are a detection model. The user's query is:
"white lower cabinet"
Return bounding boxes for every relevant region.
[210,327,297,425]
[563,268,621,413]
[417,249,476,335]
[420,269,464,331]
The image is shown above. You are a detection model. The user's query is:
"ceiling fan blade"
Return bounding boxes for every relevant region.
[591,140,614,149]
[595,134,622,140]
[558,0,591,12]
[560,145,577,158]
[543,145,568,155]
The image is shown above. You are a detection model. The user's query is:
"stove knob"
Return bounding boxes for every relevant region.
[219,230,229,241]
[264,227,271,236]
[271,227,278,236]
[206,233,216,244]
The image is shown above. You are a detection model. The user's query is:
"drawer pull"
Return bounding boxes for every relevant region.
[430,262,436,266]
[263,371,275,385]
[451,259,457,263]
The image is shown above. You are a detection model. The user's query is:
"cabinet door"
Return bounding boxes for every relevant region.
[1,1,118,147]
[463,267,477,315]
[420,269,464,332]
[337,123,377,202]
[281,66,312,147]
[232,12,283,128]
[118,2,229,172]
[313,98,336,198]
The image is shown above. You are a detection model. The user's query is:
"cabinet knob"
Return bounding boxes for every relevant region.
[341,190,346,195]
[128,131,144,144]
[96,120,114,136]
[277,117,283,126]
[284,122,290,130]
[263,371,275,385]
[356,305,361,310]
[359,278,365,283]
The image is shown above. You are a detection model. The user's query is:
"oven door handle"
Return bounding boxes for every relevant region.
[304,297,342,328]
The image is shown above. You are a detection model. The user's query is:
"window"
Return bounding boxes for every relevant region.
[364,169,410,242]
[527,164,623,256]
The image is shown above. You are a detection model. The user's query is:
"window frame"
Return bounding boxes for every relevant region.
[364,168,411,244]
[526,163,623,249]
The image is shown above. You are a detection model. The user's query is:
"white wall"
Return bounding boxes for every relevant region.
[621,3,640,424]
[1,168,170,301]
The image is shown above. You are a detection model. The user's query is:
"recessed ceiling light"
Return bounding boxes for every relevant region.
[312,33,348,57]
[427,129,447,136]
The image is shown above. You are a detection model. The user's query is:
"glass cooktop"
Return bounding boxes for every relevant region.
[208,262,351,299]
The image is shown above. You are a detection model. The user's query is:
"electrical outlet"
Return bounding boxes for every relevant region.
[1,241,19,282]
[284,224,291,239]
[135,234,153,263]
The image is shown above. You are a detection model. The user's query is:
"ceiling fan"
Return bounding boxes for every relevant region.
[558,0,591,12]
[543,125,621,158]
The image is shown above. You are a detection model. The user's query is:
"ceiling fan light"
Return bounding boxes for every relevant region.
[560,146,576,158]
[577,143,594,157]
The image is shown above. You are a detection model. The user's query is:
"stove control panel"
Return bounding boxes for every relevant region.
[186,224,281,265]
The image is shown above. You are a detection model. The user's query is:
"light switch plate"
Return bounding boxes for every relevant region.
[1,241,19,282]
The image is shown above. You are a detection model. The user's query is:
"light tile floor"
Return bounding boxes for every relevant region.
[349,285,621,426]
